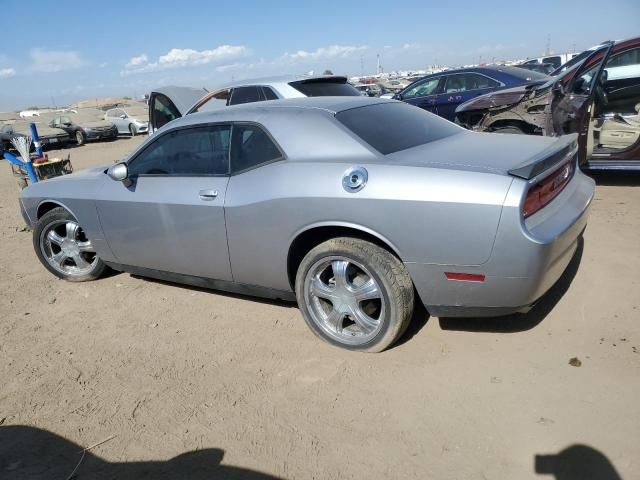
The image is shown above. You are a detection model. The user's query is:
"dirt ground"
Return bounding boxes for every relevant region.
[1,137,639,479]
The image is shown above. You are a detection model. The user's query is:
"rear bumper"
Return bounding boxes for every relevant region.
[408,169,594,318]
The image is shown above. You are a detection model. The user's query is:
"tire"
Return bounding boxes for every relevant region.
[129,124,137,137]
[75,130,86,146]
[492,126,524,134]
[33,207,106,282]
[295,237,414,352]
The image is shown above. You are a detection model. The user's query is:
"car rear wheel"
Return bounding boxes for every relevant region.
[129,124,137,137]
[75,130,86,146]
[295,237,414,352]
[34,207,106,282]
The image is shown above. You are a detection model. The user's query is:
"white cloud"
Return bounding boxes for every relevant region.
[125,54,148,68]
[122,45,251,75]
[29,48,87,73]
[0,67,16,78]
[282,45,368,62]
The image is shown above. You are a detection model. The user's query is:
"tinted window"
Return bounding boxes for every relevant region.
[193,89,231,113]
[153,94,181,129]
[230,124,282,173]
[544,56,562,68]
[262,86,278,100]
[444,73,499,93]
[230,86,263,105]
[129,126,230,176]
[402,77,442,99]
[289,79,360,97]
[336,103,461,155]
[500,67,549,81]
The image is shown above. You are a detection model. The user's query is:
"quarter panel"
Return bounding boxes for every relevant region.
[225,161,511,292]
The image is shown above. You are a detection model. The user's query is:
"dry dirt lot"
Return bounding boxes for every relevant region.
[1,137,639,479]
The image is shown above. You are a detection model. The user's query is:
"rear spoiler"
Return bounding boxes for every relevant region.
[508,134,579,180]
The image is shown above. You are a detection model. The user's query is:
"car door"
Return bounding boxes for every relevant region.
[96,124,233,281]
[149,93,182,134]
[548,43,615,163]
[112,109,127,133]
[437,73,500,122]
[397,76,444,114]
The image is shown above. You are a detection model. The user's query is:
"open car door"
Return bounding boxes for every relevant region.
[148,86,208,135]
[547,42,615,166]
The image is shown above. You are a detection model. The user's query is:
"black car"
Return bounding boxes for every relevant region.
[47,110,118,145]
[1,120,70,151]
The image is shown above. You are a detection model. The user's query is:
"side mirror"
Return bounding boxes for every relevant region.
[107,162,129,182]
[393,93,402,100]
[120,114,127,119]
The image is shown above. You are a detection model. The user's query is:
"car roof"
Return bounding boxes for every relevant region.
[212,74,348,90]
[170,96,394,128]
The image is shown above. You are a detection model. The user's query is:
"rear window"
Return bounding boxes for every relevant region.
[336,103,461,155]
[501,66,550,81]
[289,79,360,97]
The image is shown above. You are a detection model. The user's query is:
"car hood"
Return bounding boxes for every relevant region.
[82,119,114,128]
[387,129,560,176]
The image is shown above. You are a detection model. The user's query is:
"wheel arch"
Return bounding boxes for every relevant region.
[286,222,404,290]
[36,200,77,220]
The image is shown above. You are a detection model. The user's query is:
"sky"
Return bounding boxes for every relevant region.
[0,0,638,110]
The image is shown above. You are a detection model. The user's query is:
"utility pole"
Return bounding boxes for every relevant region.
[360,55,364,77]
[376,53,380,75]
[545,34,551,55]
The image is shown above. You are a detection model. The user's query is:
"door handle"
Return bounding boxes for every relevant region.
[198,189,218,201]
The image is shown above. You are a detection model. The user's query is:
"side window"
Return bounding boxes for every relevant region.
[229,86,264,106]
[261,86,278,100]
[61,116,71,125]
[606,47,640,68]
[230,124,282,173]
[153,94,181,129]
[402,77,442,99]
[545,56,562,68]
[444,74,499,93]
[128,125,231,176]
[105,109,114,118]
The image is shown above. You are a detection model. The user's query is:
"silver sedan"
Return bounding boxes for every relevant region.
[20,97,594,352]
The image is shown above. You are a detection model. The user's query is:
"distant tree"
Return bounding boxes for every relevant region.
[323,69,334,75]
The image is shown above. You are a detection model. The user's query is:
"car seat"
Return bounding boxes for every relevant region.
[599,102,640,149]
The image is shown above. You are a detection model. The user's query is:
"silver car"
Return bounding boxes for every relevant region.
[20,97,594,352]
[104,105,149,136]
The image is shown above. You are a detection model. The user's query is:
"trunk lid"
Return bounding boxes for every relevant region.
[387,130,575,178]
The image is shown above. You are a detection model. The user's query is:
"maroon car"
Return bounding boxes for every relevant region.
[455,37,640,171]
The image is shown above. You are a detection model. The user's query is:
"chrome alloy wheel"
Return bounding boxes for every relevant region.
[303,256,386,346]
[39,219,97,276]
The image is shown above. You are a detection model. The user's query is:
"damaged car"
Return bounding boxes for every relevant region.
[455,37,640,170]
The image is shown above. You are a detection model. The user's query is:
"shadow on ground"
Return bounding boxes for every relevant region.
[588,170,640,186]
[0,425,283,480]
[535,444,622,480]
[438,237,583,334]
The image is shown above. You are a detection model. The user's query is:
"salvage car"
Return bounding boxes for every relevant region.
[1,120,70,151]
[45,109,118,145]
[148,74,361,133]
[455,37,640,170]
[104,105,149,136]
[392,66,549,122]
[20,97,594,352]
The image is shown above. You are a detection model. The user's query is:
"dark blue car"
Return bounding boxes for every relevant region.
[394,66,549,122]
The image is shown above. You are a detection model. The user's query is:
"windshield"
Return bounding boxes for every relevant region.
[500,66,550,82]
[551,49,596,75]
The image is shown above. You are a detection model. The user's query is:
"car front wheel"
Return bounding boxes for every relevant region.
[33,207,106,282]
[295,237,414,352]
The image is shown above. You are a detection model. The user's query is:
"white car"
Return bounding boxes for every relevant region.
[148,75,361,133]
[104,105,149,136]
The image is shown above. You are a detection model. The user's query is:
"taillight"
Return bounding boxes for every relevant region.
[522,160,574,218]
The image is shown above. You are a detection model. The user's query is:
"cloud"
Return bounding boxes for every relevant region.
[282,45,368,62]
[125,54,148,68]
[122,45,251,75]
[0,67,16,78]
[29,48,87,72]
